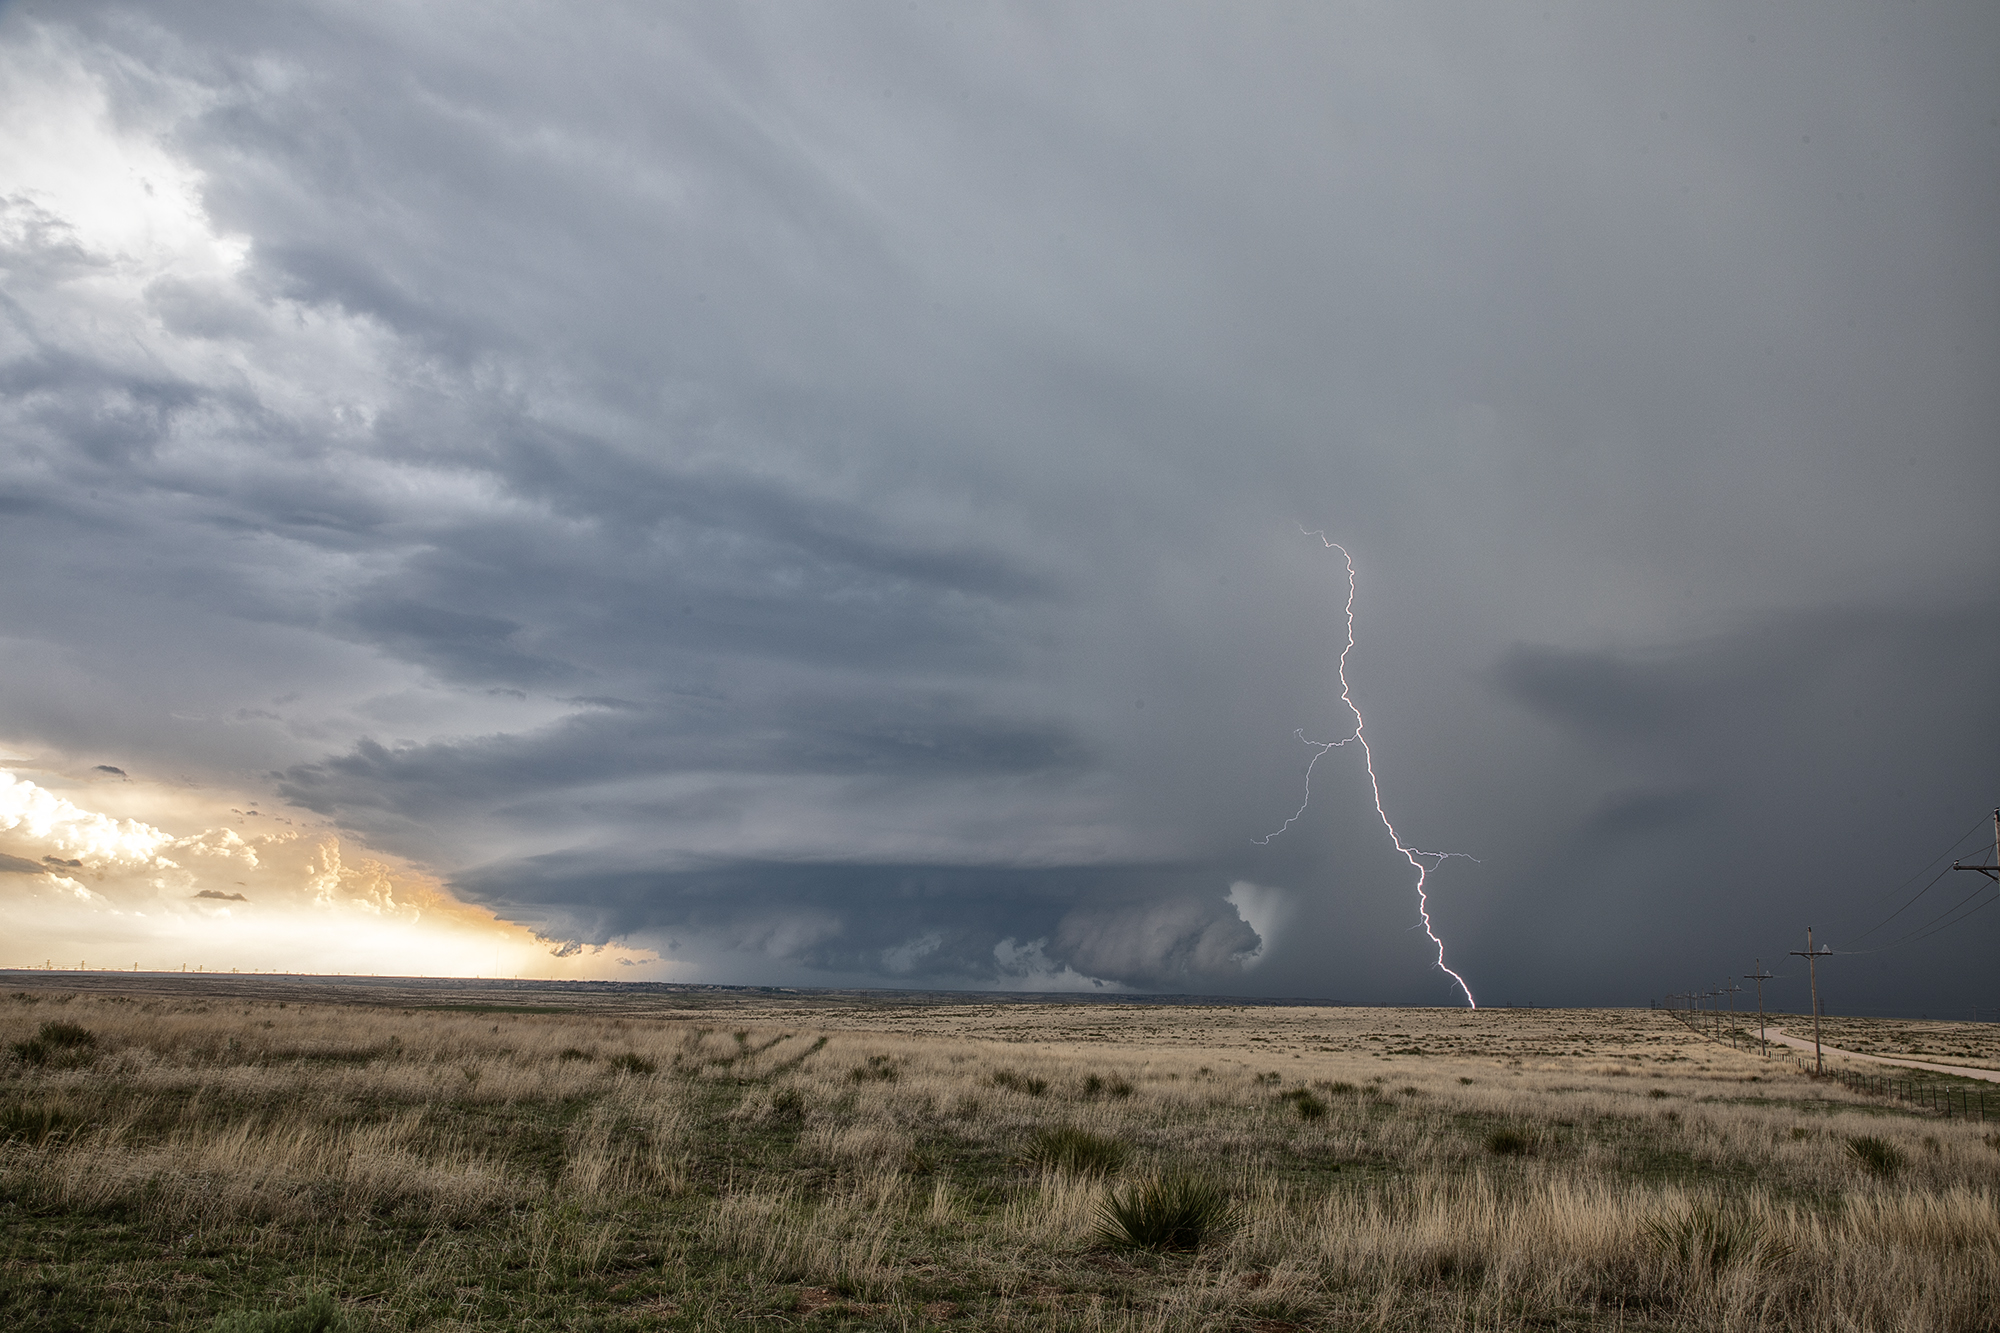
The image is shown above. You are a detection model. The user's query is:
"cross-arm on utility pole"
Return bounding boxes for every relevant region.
[1790,928,1833,1074]
[1950,808,2000,882]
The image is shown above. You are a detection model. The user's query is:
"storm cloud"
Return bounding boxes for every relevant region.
[1,3,1995,1008]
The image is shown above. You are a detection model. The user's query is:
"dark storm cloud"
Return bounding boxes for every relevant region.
[0,854,48,875]
[2,2,1995,1002]
[1494,647,1698,737]
[277,690,1087,823]
[1451,605,2000,1003]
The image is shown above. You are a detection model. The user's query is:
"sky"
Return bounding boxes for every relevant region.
[1,1,1996,1013]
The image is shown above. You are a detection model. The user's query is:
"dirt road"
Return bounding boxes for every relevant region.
[1764,1025,2000,1083]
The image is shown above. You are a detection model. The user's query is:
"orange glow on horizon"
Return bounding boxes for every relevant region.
[0,759,665,980]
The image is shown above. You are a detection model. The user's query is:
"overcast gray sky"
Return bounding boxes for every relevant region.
[2,1,1995,1012]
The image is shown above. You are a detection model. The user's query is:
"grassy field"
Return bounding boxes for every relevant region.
[2,983,1997,1331]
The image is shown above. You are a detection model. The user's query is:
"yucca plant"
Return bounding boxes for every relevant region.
[1643,1201,1791,1274]
[1096,1173,1235,1251]
[1845,1135,1904,1179]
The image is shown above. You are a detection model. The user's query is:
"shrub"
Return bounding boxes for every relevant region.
[1080,1073,1135,1098]
[1485,1128,1532,1156]
[557,1047,593,1062]
[1643,1202,1791,1273]
[1845,1135,1904,1179]
[1278,1088,1328,1121]
[1024,1125,1127,1176]
[1648,1088,1672,1099]
[208,1290,356,1333]
[11,1021,96,1067]
[1096,1174,1235,1251]
[769,1087,807,1121]
[608,1053,657,1075]
[991,1069,1048,1097]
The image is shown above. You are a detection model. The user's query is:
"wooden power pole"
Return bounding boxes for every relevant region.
[1745,962,1774,1055]
[1791,928,1834,1074]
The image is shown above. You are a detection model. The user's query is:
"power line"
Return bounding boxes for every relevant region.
[1947,808,2000,883]
[1846,813,1996,946]
[1887,884,2000,950]
[1847,874,2000,955]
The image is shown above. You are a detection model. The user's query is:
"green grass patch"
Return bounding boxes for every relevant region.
[1023,1125,1128,1176]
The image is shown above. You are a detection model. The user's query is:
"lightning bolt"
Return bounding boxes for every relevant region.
[1256,531,1478,1009]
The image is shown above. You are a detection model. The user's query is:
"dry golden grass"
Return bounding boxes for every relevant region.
[2,984,1997,1330]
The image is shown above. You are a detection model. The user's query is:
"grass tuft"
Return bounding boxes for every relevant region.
[849,1054,899,1082]
[991,1069,1048,1097]
[1023,1125,1128,1176]
[607,1052,657,1075]
[0,1101,69,1144]
[11,1020,97,1067]
[1096,1173,1235,1251]
[1278,1088,1328,1120]
[207,1290,356,1333]
[1485,1127,1533,1156]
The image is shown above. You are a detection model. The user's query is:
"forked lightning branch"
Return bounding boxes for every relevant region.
[1258,532,1478,1008]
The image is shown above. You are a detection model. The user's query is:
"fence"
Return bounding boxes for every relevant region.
[1655,1001,1994,1123]
[1806,1063,1991,1123]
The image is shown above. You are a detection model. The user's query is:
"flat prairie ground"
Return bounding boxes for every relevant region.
[1786,1015,2000,1070]
[2,981,1997,1332]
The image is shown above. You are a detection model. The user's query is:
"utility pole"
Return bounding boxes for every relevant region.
[1720,981,1742,1047]
[1791,928,1834,1074]
[1745,962,1774,1055]
[1950,808,2000,882]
